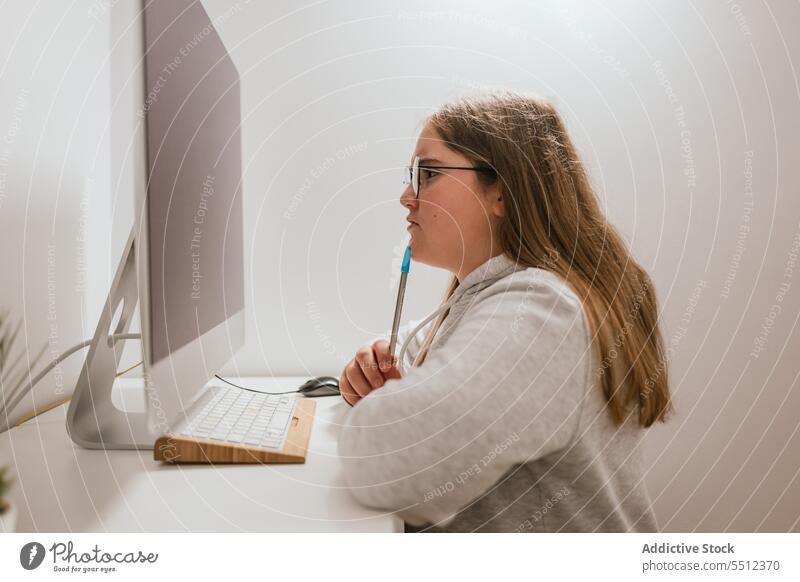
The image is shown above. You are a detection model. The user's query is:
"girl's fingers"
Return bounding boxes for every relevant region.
[341,341,400,408]
[373,340,402,380]
[339,369,359,406]
[356,346,384,389]
[345,359,373,398]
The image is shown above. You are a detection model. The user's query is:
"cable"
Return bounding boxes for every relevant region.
[396,273,509,375]
[0,333,141,433]
[12,359,143,429]
[2,333,336,432]
[12,397,71,427]
[115,360,143,378]
[213,374,300,395]
[396,295,459,376]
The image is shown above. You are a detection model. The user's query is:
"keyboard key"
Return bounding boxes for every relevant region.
[180,386,296,449]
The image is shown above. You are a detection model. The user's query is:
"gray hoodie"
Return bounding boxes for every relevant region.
[338,253,659,532]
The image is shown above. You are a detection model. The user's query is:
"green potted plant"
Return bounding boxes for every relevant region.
[1,310,47,433]
[0,466,15,532]
[1,310,42,532]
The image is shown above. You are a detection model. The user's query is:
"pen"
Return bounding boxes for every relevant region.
[388,244,412,363]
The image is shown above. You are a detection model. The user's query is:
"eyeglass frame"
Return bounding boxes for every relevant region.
[403,155,495,199]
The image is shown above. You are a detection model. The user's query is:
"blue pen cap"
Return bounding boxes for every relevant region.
[401,244,412,273]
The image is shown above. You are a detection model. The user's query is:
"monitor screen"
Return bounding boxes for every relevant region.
[143,0,244,365]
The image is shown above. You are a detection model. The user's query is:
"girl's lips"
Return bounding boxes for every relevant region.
[407,222,419,231]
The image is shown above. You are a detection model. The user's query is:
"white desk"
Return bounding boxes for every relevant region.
[0,378,403,533]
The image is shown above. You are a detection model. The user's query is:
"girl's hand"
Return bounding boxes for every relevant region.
[340,339,401,406]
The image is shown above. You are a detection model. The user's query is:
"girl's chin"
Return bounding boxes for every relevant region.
[408,238,425,260]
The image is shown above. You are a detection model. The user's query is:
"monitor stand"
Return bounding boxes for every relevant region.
[66,228,157,450]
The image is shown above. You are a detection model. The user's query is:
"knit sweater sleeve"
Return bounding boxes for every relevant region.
[337,271,592,528]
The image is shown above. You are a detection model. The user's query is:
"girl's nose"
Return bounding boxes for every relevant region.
[400,184,417,209]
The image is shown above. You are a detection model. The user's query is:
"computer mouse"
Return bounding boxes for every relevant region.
[297,376,341,397]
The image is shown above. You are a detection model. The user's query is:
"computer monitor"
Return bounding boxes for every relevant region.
[66,0,244,449]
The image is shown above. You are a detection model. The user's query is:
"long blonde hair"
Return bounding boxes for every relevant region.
[413,91,671,428]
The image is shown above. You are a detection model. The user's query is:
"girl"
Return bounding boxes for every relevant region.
[337,91,671,533]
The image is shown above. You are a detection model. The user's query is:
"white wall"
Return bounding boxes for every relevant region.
[201,0,800,531]
[0,1,112,425]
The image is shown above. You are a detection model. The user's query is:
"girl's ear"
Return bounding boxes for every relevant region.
[491,187,505,219]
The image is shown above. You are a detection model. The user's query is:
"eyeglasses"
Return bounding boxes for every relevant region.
[403,155,494,199]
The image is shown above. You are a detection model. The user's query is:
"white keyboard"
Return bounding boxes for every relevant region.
[177,386,297,450]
